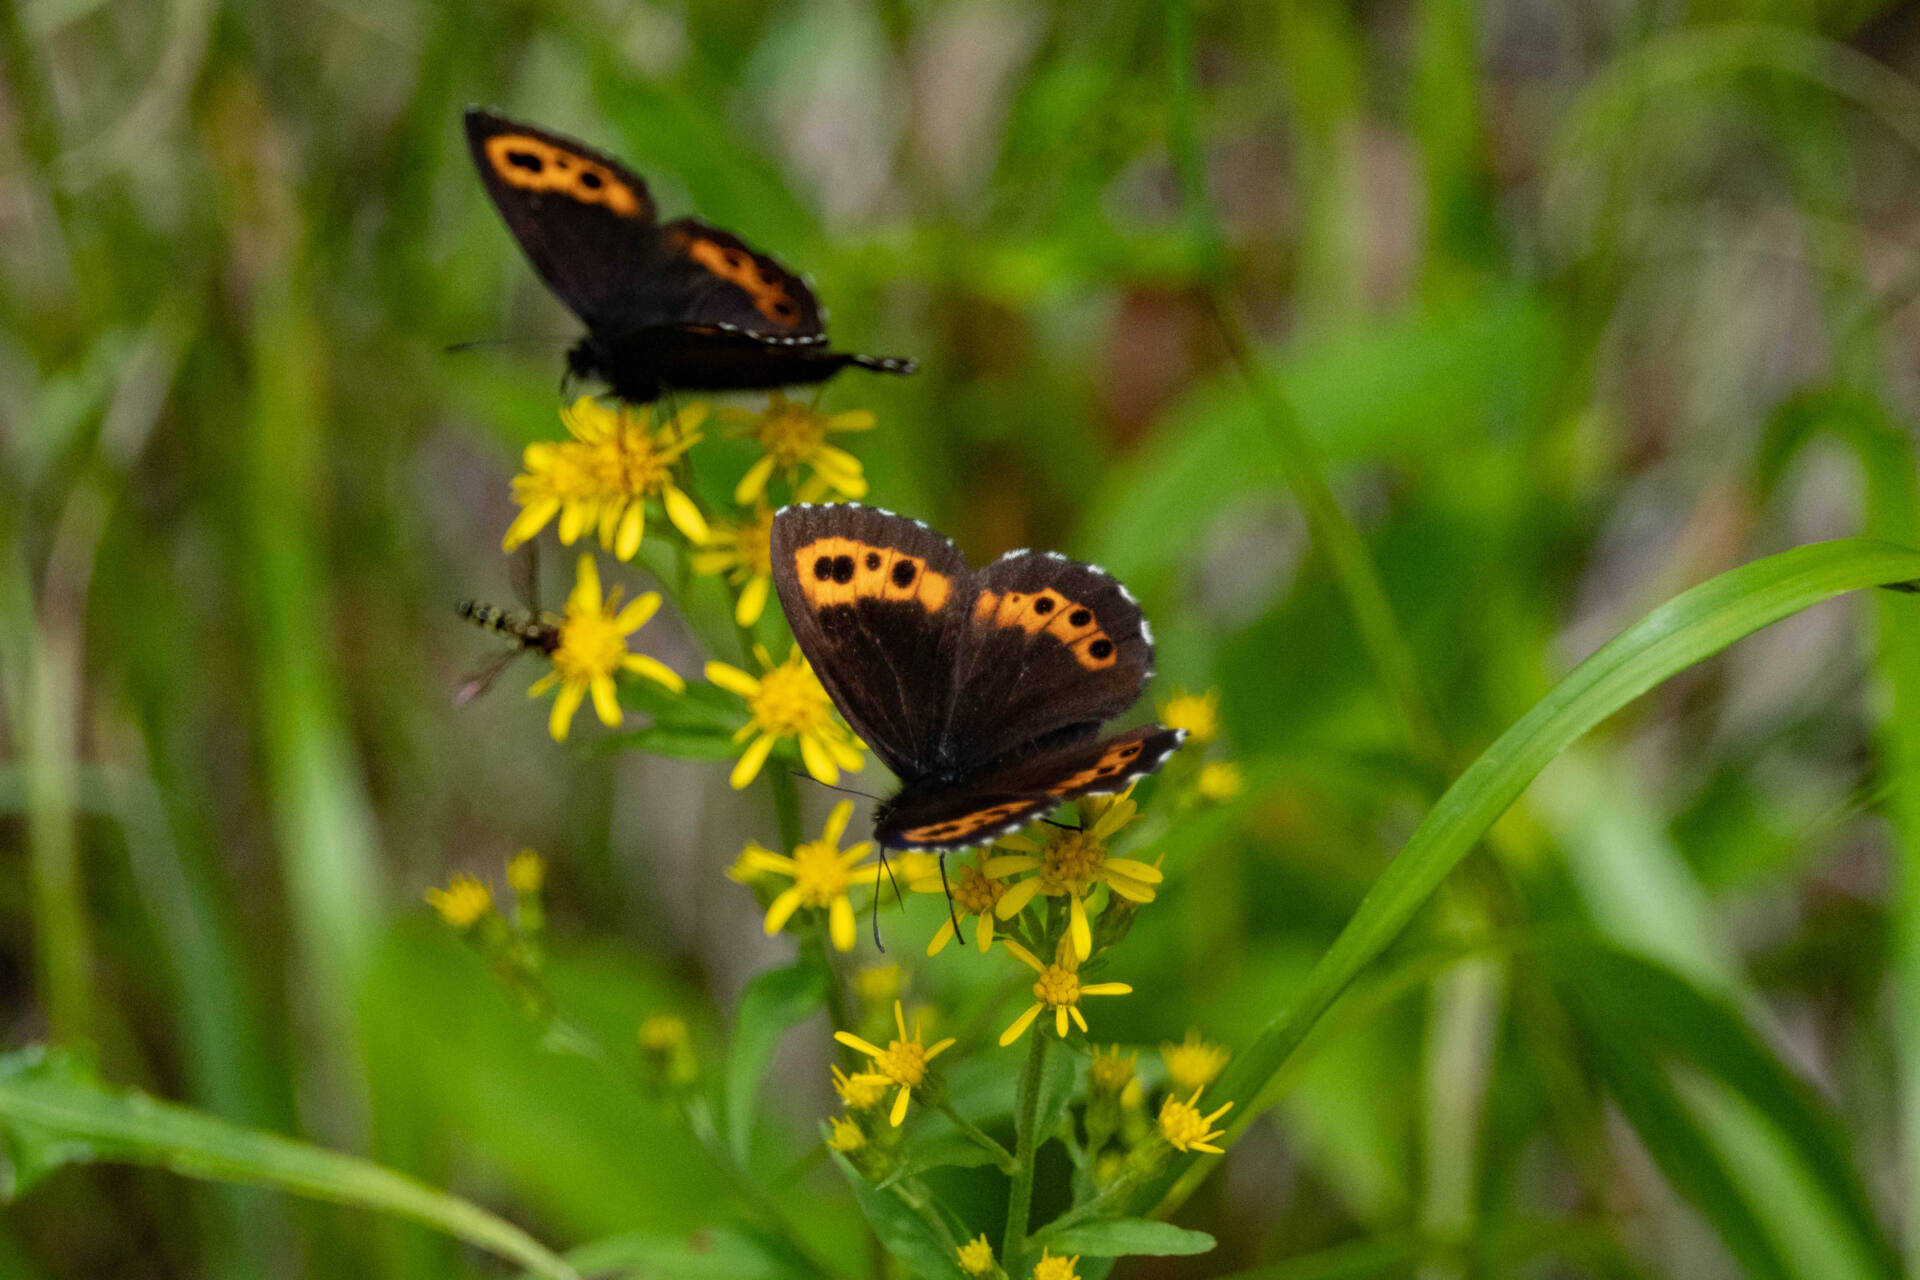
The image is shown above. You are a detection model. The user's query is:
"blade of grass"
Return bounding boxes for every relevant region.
[1146,537,1920,1216]
[0,1047,577,1279]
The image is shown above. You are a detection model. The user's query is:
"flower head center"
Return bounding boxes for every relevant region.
[1038,831,1104,894]
[1159,1096,1211,1148]
[752,401,830,467]
[953,864,1006,914]
[1033,963,1081,1009]
[788,835,856,907]
[599,427,674,496]
[750,658,834,736]
[554,596,629,681]
[873,1038,933,1087]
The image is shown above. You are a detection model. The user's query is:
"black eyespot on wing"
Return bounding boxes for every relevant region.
[1089,638,1114,660]
[814,555,834,580]
[892,560,917,587]
[832,555,855,584]
[865,552,882,570]
[1070,608,1091,626]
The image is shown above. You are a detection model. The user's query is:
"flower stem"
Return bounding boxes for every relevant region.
[1001,1031,1050,1272]
[682,1096,850,1280]
[939,1102,1018,1174]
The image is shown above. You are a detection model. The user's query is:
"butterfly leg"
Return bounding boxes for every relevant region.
[937,853,962,948]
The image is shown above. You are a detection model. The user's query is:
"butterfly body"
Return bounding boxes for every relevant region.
[465,109,916,403]
[770,504,1185,850]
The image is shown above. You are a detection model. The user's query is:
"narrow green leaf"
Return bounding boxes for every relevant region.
[598,722,741,761]
[1150,538,1920,1214]
[549,1226,793,1279]
[725,963,827,1163]
[1026,1041,1078,1144]
[875,1131,1007,1189]
[0,1047,576,1278]
[1033,1217,1216,1258]
[828,1151,966,1280]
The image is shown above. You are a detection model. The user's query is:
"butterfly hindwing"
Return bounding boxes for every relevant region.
[770,504,972,777]
[463,109,661,332]
[875,725,1187,850]
[940,550,1155,773]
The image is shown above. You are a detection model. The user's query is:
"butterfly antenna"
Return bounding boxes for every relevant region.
[937,853,962,946]
[444,336,573,355]
[1040,818,1084,832]
[870,851,888,954]
[787,769,883,803]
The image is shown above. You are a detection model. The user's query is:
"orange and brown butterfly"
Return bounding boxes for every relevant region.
[768,504,1185,853]
[464,109,916,404]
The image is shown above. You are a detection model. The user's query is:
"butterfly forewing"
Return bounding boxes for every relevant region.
[770,504,972,778]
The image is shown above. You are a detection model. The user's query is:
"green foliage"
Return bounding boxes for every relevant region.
[7,1,1920,1277]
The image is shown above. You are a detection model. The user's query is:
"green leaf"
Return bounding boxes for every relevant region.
[1026,1040,1078,1144]
[1034,1217,1216,1258]
[551,1226,793,1279]
[1151,537,1920,1212]
[725,963,828,1163]
[829,1151,966,1280]
[0,1046,576,1278]
[875,1130,1007,1189]
[1557,945,1896,1278]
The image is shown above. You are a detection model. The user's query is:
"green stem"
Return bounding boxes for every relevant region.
[681,1095,850,1280]
[1001,1031,1049,1272]
[939,1102,1017,1174]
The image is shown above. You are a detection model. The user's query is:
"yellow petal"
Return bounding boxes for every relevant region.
[1055,1007,1070,1039]
[926,918,955,957]
[1103,857,1162,883]
[889,1086,911,1127]
[549,681,585,742]
[558,500,591,545]
[615,592,661,632]
[1080,982,1132,996]
[984,855,1034,877]
[996,879,1041,919]
[1069,1006,1089,1034]
[571,555,602,609]
[999,1003,1043,1048]
[503,497,560,550]
[825,409,877,431]
[828,734,865,772]
[799,732,840,787]
[730,732,777,789]
[975,910,995,952]
[734,454,777,505]
[734,574,769,627]
[829,897,856,952]
[706,661,762,698]
[590,676,622,726]
[615,501,645,560]
[623,653,685,693]
[663,484,710,544]
[596,497,622,550]
[1000,939,1042,971]
[823,799,854,844]
[763,885,805,934]
[1069,894,1092,961]
[835,1031,886,1058]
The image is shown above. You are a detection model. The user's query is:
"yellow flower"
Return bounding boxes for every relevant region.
[826,1114,868,1153]
[1196,760,1242,802]
[638,1014,688,1052]
[1159,1088,1233,1155]
[994,794,1160,961]
[527,555,684,742]
[503,397,710,559]
[913,849,1028,955]
[506,849,545,895]
[425,873,491,928]
[1089,1044,1137,1099]
[834,1000,956,1126]
[734,800,874,952]
[691,501,776,627]
[1162,1030,1230,1092]
[831,1063,892,1112]
[707,644,865,788]
[1159,688,1221,744]
[1031,1248,1080,1280]
[998,936,1132,1046]
[853,963,904,1007]
[956,1235,996,1277]
[721,390,875,502]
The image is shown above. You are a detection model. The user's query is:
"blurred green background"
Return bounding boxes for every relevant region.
[8,1,1920,1276]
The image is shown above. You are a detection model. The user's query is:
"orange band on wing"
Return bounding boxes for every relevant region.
[900,801,1034,845]
[971,589,1116,670]
[1046,738,1148,796]
[684,237,803,328]
[484,134,643,217]
[791,538,953,614]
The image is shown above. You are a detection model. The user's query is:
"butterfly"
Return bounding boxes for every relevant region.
[465,108,917,405]
[769,504,1186,853]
